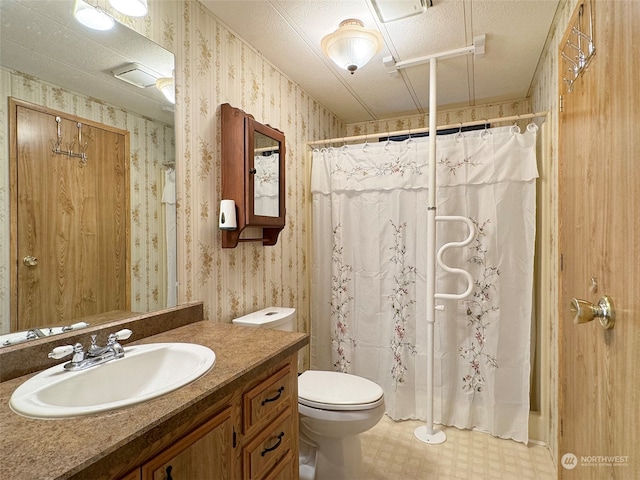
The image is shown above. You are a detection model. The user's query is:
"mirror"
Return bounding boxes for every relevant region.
[252,130,281,218]
[0,0,176,339]
[245,117,285,228]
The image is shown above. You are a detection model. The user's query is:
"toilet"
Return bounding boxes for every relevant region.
[232,307,385,480]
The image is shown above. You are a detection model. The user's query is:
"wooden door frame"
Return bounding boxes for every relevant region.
[8,97,131,330]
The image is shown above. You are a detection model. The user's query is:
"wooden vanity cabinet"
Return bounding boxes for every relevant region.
[123,355,298,480]
[140,406,234,480]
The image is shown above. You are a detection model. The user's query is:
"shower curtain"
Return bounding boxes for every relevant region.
[311,126,538,443]
[162,168,177,307]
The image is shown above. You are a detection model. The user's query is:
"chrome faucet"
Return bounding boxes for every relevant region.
[26,328,46,340]
[48,329,133,371]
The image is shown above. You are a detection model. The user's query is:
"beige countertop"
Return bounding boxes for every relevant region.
[0,321,308,480]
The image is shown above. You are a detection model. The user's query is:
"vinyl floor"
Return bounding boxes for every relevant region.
[360,415,556,480]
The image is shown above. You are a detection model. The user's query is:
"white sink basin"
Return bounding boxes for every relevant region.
[10,343,215,419]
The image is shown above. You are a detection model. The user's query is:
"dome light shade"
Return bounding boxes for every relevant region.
[109,0,148,17]
[156,77,175,104]
[74,0,115,31]
[321,19,383,74]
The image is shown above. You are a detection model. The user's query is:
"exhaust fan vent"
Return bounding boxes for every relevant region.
[371,0,429,23]
[111,63,159,88]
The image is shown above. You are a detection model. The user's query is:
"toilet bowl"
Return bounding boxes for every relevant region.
[298,370,385,480]
[232,307,385,480]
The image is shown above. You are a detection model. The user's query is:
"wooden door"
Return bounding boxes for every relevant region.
[141,407,234,480]
[9,99,130,330]
[558,1,639,478]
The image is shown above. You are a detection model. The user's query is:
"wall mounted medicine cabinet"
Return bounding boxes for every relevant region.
[221,103,286,248]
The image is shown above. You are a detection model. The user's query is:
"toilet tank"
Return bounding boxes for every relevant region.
[232,307,296,332]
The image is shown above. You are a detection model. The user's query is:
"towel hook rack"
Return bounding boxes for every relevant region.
[52,116,88,166]
[561,1,596,94]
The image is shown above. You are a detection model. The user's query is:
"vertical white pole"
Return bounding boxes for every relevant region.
[414,57,447,444]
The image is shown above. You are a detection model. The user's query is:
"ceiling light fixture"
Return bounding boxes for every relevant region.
[109,0,148,17]
[74,0,115,31]
[321,19,383,74]
[156,77,175,104]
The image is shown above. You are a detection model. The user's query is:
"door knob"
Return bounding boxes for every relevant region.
[23,255,38,267]
[570,295,615,329]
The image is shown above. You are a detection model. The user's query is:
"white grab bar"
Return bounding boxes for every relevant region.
[434,215,476,300]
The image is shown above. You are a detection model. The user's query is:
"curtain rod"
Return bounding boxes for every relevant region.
[306,110,549,147]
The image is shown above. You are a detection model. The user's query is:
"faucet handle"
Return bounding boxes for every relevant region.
[48,345,74,359]
[107,329,133,345]
[115,329,133,340]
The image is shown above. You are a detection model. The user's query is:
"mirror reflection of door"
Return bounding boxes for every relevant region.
[10,99,130,331]
[253,131,280,218]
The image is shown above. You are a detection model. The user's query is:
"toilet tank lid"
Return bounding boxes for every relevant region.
[298,371,384,406]
[232,307,295,328]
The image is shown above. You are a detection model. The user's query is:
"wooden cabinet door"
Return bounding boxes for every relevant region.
[558,1,640,478]
[10,99,130,330]
[141,407,234,480]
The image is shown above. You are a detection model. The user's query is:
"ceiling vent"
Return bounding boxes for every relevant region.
[111,63,159,88]
[370,0,430,23]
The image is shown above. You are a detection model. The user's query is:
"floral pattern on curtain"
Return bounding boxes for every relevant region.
[311,126,538,443]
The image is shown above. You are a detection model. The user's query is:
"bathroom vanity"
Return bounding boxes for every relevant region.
[0,305,308,480]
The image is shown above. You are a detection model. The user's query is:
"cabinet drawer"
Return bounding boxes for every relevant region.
[263,451,294,480]
[243,409,293,480]
[243,365,292,433]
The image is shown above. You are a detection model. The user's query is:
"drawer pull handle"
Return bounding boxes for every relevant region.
[261,431,285,456]
[261,386,284,406]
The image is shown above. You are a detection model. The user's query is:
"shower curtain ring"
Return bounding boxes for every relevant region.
[406,127,414,147]
[481,121,490,139]
[456,124,463,141]
[526,121,539,133]
[384,132,391,151]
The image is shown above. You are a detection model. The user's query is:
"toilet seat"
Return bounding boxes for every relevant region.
[298,371,384,411]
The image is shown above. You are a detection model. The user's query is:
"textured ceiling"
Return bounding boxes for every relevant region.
[201,0,560,123]
[0,1,560,126]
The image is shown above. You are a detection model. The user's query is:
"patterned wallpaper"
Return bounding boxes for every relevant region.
[115,0,345,377]
[0,68,174,331]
